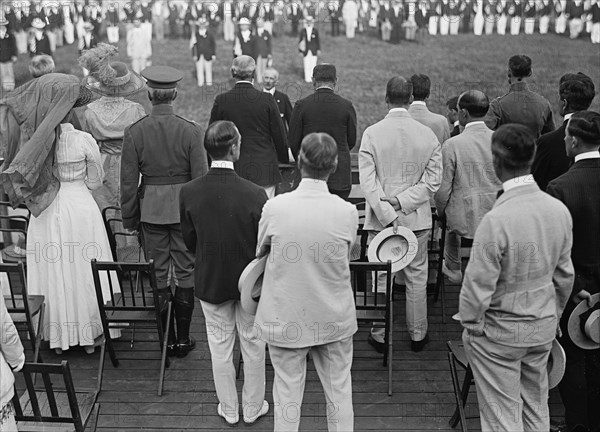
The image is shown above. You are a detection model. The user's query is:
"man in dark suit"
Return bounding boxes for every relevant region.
[29,18,52,57]
[532,72,595,191]
[233,17,256,59]
[190,17,216,87]
[263,67,292,132]
[288,64,357,200]
[179,120,269,427]
[209,55,288,198]
[298,15,320,83]
[546,111,600,432]
[121,66,209,358]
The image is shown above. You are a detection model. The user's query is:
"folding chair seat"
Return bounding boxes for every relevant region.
[91,259,172,396]
[351,261,393,395]
[13,360,101,432]
[1,262,44,363]
[447,340,475,431]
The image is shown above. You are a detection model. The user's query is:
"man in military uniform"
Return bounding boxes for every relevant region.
[121,66,209,357]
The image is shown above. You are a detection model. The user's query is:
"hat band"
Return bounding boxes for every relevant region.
[109,70,131,87]
[579,302,600,340]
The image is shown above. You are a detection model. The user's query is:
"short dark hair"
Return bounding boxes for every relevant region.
[492,124,536,171]
[298,132,338,178]
[410,74,431,100]
[567,111,600,144]
[458,90,489,118]
[312,64,337,83]
[386,76,412,106]
[559,73,596,112]
[204,121,239,159]
[508,55,532,78]
[149,88,177,104]
[446,96,459,111]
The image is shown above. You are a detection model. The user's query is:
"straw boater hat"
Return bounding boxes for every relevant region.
[238,256,267,315]
[238,17,251,26]
[367,226,418,273]
[568,293,600,350]
[78,43,145,97]
[547,339,566,389]
[31,17,46,29]
[83,22,94,31]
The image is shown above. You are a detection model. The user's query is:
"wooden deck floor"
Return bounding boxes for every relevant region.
[14,279,565,431]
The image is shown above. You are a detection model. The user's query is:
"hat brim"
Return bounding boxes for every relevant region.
[239,256,267,315]
[367,227,418,273]
[547,339,566,389]
[568,293,600,350]
[83,70,147,98]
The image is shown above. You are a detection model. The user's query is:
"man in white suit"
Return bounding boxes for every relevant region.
[459,124,574,432]
[359,76,442,352]
[408,74,451,145]
[255,132,358,432]
[434,90,501,284]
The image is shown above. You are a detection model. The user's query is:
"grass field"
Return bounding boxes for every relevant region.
[13,29,600,139]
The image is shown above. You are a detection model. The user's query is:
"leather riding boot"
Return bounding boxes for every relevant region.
[157,287,177,356]
[174,286,196,358]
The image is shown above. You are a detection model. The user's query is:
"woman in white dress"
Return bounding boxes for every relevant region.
[0,73,119,355]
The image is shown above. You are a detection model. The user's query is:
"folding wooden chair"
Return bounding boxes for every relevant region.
[350,261,393,395]
[1,262,45,363]
[431,211,448,322]
[91,259,172,396]
[13,360,102,432]
[447,340,475,432]
[101,206,143,263]
[0,214,29,264]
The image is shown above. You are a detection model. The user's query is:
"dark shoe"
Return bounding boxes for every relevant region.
[368,334,385,354]
[411,334,430,352]
[166,343,178,357]
[176,337,196,358]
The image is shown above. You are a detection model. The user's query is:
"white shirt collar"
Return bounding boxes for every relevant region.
[502,174,535,192]
[410,101,427,107]
[211,160,235,170]
[236,80,253,85]
[453,120,460,127]
[464,120,486,129]
[575,151,600,163]
[298,178,329,191]
[563,112,573,122]
[389,107,408,113]
[264,87,275,95]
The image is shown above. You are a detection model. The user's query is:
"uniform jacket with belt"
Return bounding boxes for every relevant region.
[209,82,288,187]
[459,183,574,347]
[288,88,357,192]
[484,81,555,138]
[434,122,501,238]
[359,110,442,232]
[408,102,451,145]
[120,104,209,229]
[180,167,268,303]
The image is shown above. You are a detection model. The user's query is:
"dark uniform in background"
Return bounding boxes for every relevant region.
[120,65,209,357]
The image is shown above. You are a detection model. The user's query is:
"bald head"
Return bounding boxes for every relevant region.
[385,76,413,107]
[458,90,489,124]
[232,55,256,81]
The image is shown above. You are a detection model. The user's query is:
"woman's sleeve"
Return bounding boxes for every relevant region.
[82,132,104,190]
[0,296,25,371]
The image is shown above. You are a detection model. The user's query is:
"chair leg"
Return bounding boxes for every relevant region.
[448,352,469,431]
[158,302,172,396]
[33,303,45,363]
[440,277,447,323]
[104,327,120,368]
[387,300,393,396]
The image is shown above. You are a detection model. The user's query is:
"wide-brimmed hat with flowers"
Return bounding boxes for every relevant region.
[78,43,145,97]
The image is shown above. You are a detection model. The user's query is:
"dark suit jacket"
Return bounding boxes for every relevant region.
[546,157,600,299]
[180,168,267,304]
[191,30,216,60]
[298,27,320,56]
[288,88,357,192]
[273,89,293,130]
[29,34,52,57]
[532,120,571,191]
[209,82,289,186]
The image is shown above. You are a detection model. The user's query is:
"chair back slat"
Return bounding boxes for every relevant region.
[1,262,34,334]
[41,372,59,417]
[62,362,84,431]
[22,369,41,417]
[350,261,392,315]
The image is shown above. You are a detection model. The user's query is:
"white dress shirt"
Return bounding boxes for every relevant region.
[211,160,234,170]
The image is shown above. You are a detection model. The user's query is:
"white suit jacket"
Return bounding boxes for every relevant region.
[408,102,451,145]
[254,179,359,348]
[359,110,442,232]
[434,122,502,238]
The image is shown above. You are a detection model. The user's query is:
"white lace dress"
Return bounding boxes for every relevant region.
[26,123,120,351]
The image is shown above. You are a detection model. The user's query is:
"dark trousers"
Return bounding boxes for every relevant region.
[141,222,194,289]
[558,302,600,431]
[331,19,340,36]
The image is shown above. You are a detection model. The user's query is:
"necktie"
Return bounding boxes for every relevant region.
[31,37,36,54]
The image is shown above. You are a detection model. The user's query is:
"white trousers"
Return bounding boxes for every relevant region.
[264,21,274,34]
[463,331,552,432]
[131,57,149,74]
[303,52,317,83]
[269,337,354,432]
[449,17,460,34]
[524,18,535,34]
[200,299,266,420]
[256,55,268,84]
[107,26,119,43]
[223,16,235,41]
[556,14,567,34]
[497,14,507,34]
[592,22,600,43]
[428,16,439,35]
[473,14,484,35]
[195,57,213,86]
[64,22,75,44]
[510,16,521,34]
[370,228,429,341]
[539,15,550,34]
[569,18,583,39]
[484,17,495,34]
[345,20,356,38]
[440,15,450,34]
[0,62,15,92]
